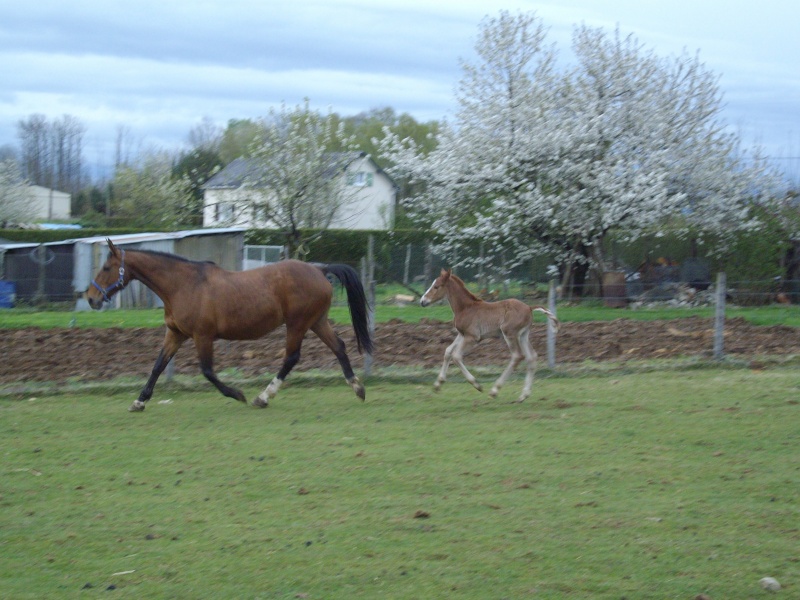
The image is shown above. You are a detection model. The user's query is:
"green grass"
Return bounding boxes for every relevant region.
[2,370,799,599]
[1,302,798,329]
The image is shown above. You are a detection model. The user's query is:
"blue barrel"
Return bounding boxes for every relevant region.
[0,281,16,308]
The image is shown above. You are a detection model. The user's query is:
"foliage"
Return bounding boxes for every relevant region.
[110,152,196,229]
[218,118,263,164]
[0,159,35,226]
[382,11,787,289]
[72,185,110,219]
[2,371,798,598]
[171,147,224,225]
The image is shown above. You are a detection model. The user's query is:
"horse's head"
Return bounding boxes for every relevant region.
[420,268,451,307]
[87,239,129,309]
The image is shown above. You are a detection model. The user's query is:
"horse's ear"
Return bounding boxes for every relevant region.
[441,268,451,281]
[107,238,119,256]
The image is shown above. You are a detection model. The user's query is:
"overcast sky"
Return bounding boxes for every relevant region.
[1,0,798,179]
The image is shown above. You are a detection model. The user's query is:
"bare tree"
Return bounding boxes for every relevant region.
[17,114,86,197]
[187,116,223,152]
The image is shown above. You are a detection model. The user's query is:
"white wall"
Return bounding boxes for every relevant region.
[203,157,396,230]
[28,185,71,220]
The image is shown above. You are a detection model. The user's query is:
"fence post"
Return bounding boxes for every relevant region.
[423,243,433,284]
[364,235,376,377]
[165,355,175,382]
[403,243,411,285]
[547,279,557,369]
[713,272,726,360]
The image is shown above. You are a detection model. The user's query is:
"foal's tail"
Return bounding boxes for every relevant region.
[532,306,560,334]
[320,264,374,355]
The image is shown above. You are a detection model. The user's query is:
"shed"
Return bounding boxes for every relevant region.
[1,228,245,308]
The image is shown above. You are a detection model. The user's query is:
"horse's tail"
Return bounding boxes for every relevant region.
[320,264,374,355]
[532,306,560,334]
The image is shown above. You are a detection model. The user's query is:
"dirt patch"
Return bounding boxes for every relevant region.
[2,316,799,385]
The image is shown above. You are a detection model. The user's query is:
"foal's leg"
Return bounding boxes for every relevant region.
[310,318,365,400]
[195,335,247,404]
[450,334,483,393]
[129,329,187,412]
[489,331,524,400]
[434,335,460,392]
[253,327,305,408]
[516,328,538,404]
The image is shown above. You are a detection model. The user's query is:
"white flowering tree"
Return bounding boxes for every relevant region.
[245,101,360,255]
[0,160,34,227]
[383,11,784,291]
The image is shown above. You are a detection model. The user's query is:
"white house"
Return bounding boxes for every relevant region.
[28,185,71,220]
[202,152,398,230]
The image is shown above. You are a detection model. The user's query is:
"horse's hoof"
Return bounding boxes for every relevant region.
[252,396,269,408]
[474,383,484,393]
[355,386,366,401]
[128,400,146,412]
[489,389,499,398]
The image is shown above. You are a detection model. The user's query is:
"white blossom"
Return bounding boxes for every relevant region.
[382,11,787,277]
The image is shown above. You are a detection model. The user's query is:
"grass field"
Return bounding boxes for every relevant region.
[1,302,799,329]
[2,370,798,599]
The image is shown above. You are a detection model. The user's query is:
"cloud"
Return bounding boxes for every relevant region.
[0,0,797,164]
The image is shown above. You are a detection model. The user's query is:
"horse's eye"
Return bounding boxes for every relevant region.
[102,266,110,272]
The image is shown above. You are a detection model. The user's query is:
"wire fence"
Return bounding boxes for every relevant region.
[2,241,799,308]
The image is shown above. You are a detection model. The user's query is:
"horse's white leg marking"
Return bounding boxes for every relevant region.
[490,331,523,398]
[517,329,538,403]
[434,335,461,391]
[253,377,282,407]
[128,400,146,412]
[451,335,482,392]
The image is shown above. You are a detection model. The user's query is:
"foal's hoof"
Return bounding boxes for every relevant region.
[128,400,146,412]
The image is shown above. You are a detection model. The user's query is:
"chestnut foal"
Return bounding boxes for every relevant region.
[420,269,559,403]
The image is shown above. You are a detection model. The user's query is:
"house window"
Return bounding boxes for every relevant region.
[347,172,374,187]
[216,202,234,223]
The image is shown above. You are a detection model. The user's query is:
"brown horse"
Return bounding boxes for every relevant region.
[420,269,559,403]
[87,239,373,412]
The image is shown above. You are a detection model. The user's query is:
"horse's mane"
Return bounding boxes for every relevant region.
[121,248,216,266]
[448,272,481,302]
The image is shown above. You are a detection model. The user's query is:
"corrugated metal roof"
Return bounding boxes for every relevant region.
[43,228,246,247]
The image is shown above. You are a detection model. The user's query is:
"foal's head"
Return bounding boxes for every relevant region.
[420,268,452,307]
[87,239,129,309]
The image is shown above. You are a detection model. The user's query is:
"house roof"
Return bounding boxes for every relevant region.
[203,152,397,190]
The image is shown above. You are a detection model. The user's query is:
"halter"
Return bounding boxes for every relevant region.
[91,249,127,304]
